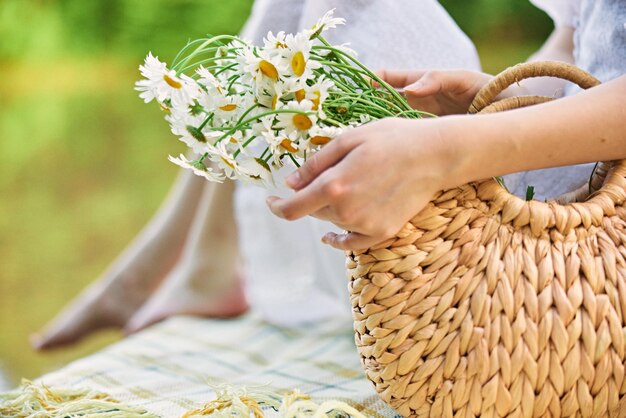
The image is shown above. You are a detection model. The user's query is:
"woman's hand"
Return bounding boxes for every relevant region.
[266,117,465,251]
[377,69,495,116]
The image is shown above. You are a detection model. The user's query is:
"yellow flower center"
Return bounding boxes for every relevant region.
[280,139,298,153]
[311,92,321,110]
[219,104,237,111]
[163,74,182,89]
[292,114,312,130]
[276,41,287,48]
[221,157,235,169]
[310,136,331,145]
[229,137,238,143]
[259,60,279,80]
[295,89,306,102]
[291,52,306,77]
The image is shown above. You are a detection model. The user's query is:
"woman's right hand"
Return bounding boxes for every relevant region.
[377,69,495,116]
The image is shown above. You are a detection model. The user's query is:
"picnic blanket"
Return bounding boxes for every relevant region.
[16,315,401,417]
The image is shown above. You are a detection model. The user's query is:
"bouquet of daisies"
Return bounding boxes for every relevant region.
[136,10,427,187]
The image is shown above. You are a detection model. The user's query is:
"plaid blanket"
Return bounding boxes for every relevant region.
[36,315,401,417]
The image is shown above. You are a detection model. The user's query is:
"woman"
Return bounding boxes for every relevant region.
[33,0,481,348]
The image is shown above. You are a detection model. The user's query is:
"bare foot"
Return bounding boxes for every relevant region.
[125,179,244,333]
[124,261,248,334]
[31,246,182,350]
[31,171,206,350]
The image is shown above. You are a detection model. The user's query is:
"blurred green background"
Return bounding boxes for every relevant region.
[0,0,552,386]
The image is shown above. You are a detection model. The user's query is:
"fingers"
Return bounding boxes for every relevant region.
[285,132,358,190]
[404,71,449,96]
[375,69,427,88]
[267,173,335,221]
[321,231,385,251]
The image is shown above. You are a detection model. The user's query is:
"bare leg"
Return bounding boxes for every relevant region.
[32,170,206,350]
[124,179,246,334]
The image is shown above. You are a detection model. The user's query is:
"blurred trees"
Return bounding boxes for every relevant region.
[0,0,254,61]
[440,0,552,43]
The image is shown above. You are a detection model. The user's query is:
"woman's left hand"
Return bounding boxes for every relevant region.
[266,117,464,251]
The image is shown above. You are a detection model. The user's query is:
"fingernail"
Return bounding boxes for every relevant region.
[266,196,283,216]
[286,171,301,189]
[321,232,335,244]
[406,81,424,93]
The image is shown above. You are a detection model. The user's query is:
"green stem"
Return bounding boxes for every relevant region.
[177,55,238,74]
[313,41,412,111]
[174,35,244,74]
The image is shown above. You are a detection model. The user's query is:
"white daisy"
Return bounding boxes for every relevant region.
[207,141,244,180]
[280,33,321,80]
[168,154,224,182]
[135,52,199,107]
[254,78,288,110]
[264,129,301,166]
[293,75,335,118]
[306,125,343,149]
[263,31,288,56]
[275,100,317,137]
[238,46,284,85]
[167,111,218,154]
[238,158,275,188]
[196,66,226,96]
[310,9,345,36]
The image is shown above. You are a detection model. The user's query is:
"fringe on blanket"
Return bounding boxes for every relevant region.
[1,381,366,418]
[0,380,157,418]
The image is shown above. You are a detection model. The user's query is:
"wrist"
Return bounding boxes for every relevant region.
[436,113,516,188]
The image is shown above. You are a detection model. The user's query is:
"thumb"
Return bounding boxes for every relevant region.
[404,71,445,97]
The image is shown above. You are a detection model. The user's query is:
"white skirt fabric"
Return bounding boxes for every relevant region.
[235,0,481,327]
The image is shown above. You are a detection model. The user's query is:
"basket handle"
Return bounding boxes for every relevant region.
[468,61,601,114]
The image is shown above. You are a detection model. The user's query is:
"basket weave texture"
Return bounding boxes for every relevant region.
[347,62,626,417]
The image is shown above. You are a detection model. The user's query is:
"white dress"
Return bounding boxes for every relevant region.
[235,0,481,326]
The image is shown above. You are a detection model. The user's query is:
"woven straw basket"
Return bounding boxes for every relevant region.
[347,62,626,418]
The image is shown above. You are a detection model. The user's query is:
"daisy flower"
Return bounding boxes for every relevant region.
[255,78,288,110]
[238,46,284,86]
[306,125,343,148]
[238,158,275,187]
[310,9,345,36]
[275,100,317,137]
[263,31,288,56]
[280,33,321,80]
[196,66,226,96]
[167,111,218,154]
[135,52,199,107]
[263,129,301,166]
[168,154,224,182]
[293,76,335,117]
[207,141,245,179]
[210,93,250,125]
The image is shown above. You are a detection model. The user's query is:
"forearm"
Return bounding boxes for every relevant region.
[446,76,626,187]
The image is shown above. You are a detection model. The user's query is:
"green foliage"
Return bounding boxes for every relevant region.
[0,0,254,60]
[439,0,553,42]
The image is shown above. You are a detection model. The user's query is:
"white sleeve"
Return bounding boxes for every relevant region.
[529,0,580,28]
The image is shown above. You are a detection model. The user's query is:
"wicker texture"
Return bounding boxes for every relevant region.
[347,62,626,417]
